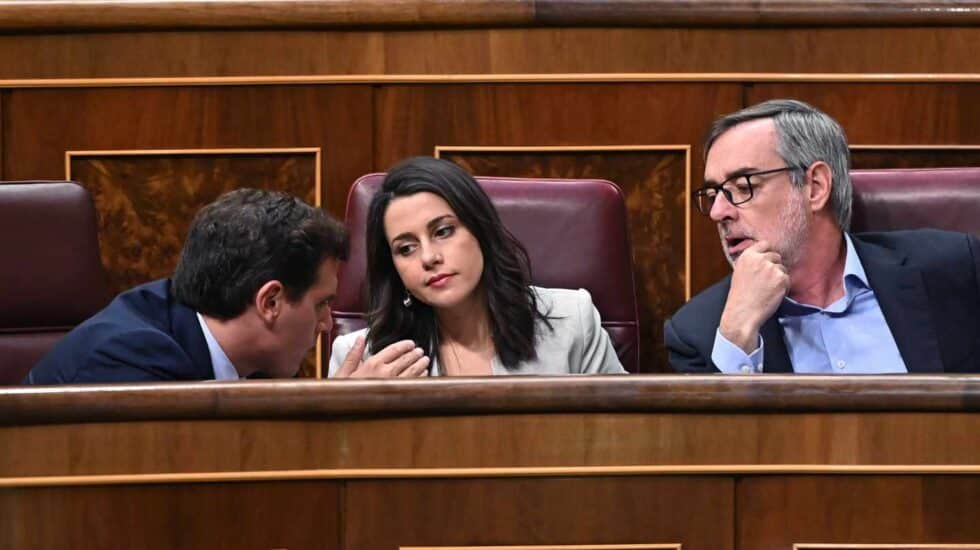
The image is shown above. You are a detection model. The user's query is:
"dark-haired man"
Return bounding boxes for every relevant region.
[665,99,980,374]
[25,189,349,384]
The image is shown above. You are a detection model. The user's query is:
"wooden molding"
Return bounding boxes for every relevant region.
[0,1,978,31]
[3,464,980,489]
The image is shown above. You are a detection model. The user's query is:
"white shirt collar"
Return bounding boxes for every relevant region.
[196,312,240,381]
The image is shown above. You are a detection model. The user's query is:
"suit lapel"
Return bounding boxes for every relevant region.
[853,236,943,373]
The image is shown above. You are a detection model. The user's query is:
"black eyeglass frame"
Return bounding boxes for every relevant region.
[692,166,803,215]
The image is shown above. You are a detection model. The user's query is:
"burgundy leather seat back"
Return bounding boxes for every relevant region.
[851,168,980,237]
[331,174,640,372]
[0,182,111,384]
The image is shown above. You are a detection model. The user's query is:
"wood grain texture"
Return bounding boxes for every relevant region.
[0,480,341,549]
[3,85,372,217]
[375,83,739,295]
[345,477,731,549]
[851,148,980,169]
[440,149,687,373]
[0,28,978,79]
[1,378,978,477]
[747,83,980,146]
[0,1,977,31]
[737,476,980,549]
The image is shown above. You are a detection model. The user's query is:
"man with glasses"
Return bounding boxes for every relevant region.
[665,99,980,374]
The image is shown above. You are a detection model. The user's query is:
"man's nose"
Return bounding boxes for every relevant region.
[709,191,737,222]
[318,309,333,333]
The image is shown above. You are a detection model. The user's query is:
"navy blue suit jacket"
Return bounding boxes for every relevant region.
[24,279,215,384]
[665,230,980,374]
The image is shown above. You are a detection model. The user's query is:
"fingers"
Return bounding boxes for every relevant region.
[396,355,431,377]
[382,346,426,377]
[334,335,367,377]
[372,340,417,363]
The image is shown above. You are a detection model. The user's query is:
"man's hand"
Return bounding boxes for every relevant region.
[719,240,790,354]
[334,336,430,378]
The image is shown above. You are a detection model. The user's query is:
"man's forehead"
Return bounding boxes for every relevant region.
[705,119,781,179]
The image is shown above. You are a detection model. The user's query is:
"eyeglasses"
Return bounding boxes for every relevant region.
[692,166,801,216]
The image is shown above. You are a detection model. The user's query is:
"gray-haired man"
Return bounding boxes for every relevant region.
[665,99,980,374]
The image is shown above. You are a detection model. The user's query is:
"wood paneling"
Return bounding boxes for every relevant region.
[747,84,980,146]
[851,148,980,169]
[737,476,980,550]
[67,150,318,294]
[345,476,731,549]
[375,83,740,295]
[440,149,687,373]
[0,480,341,549]
[2,411,977,477]
[3,85,373,217]
[0,28,977,80]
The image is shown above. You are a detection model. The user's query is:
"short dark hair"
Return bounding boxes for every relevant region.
[173,188,349,319]
[704,98,853,230]
[365,156,550,370]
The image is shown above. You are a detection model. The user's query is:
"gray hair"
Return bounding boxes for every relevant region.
[704,99,852,231]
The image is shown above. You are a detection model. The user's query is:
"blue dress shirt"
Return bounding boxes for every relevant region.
[196,313,240,380]
[711,233,908,374]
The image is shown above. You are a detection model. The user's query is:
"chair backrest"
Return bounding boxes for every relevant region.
[331,173,641,372]
[851,167,980,236]
[0,181,111,384]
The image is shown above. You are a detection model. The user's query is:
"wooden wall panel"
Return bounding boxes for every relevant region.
[0,28,978,79]
[851,148,980,169]
[375,83,741,298]
[0,480,342,549]
[439,148,687,373]
[737,476,980,550]
[345,476,732,550]
[67,150,318,295]
[747,84,980,146]
[3,85,373,216]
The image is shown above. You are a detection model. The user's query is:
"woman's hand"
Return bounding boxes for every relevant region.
[334,336,430,378]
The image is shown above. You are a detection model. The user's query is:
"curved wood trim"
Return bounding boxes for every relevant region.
[2,74,980,89]
[2,464,979,488]
[4,375,979,424]
[0,1,977,31]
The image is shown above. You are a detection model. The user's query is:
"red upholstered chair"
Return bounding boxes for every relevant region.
[0,182,111,384]
[851,167,980,236]
[330,174,641,372]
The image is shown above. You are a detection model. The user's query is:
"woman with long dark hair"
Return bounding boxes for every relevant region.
[329,156,625,377]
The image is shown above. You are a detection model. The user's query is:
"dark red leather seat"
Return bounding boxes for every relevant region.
[851,167,980,236]
[0,182,111,384]
[330,173,641,372]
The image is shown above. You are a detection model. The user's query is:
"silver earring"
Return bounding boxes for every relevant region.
[402,292,413,308]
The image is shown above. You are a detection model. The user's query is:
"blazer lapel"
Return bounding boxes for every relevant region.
[853,236,943,373]
[760,316,793,373]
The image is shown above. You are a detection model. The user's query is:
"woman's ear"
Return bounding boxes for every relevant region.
[254,280,284,325]
[807,161,834,213]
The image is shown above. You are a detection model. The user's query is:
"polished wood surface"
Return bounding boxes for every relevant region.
[1,378,977,549]
[0,1,977,31]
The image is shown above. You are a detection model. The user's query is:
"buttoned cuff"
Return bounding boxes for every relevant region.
[711,329,764,374]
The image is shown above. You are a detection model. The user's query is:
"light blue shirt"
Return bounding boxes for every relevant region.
[712,233,908,374]
[196,313,240,380]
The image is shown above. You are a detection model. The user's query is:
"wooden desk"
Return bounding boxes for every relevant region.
[1,376,978,549]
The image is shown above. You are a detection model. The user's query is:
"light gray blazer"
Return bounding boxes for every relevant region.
[329,286,627,376]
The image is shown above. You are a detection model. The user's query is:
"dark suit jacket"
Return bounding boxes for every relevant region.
[665,230,980,374]
[24,279,215,384]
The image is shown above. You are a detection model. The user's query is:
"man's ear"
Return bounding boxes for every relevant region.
[254,280,284,325]
[806,161,834,213]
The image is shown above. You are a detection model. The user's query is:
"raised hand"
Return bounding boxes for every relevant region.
[719,240,790,354]
[334,336,430,378]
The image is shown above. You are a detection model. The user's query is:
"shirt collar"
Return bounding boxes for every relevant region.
[196,312,240,381]
[780,232,869,315]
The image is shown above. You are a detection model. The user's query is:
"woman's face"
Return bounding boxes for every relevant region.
[384,191,485,315]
